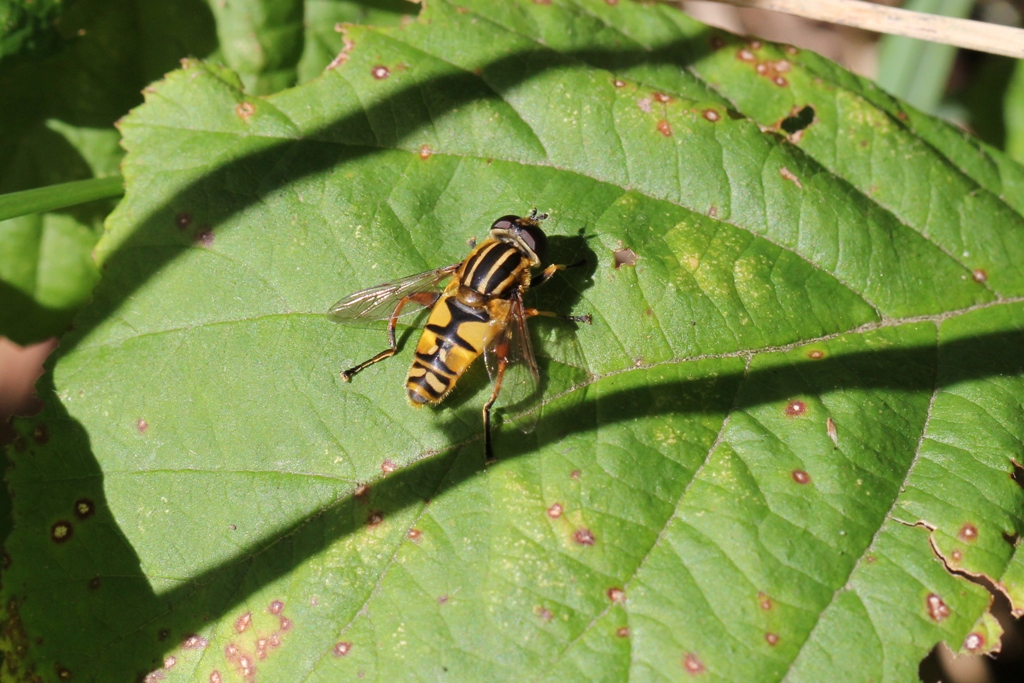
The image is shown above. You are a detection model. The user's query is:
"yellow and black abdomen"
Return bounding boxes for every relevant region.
[407,292,501,405]
[406,239,528,406]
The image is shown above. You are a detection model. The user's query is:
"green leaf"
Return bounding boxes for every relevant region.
[0,0,415,344]
[0,0,218,343]
[297,0,418,84]
[5,1,1024,681]
[1007,59,1024,165]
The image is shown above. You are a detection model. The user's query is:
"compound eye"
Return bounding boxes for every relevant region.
[490,215,519,231]
[519,224,547,259]
[518,229,537,252]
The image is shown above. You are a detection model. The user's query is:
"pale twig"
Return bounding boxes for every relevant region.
[702,0,1024,59]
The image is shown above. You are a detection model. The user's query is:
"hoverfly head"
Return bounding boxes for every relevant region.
[490,211,548,266]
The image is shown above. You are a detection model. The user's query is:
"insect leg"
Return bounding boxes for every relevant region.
[340,292,440,381]
[523,308,592,325]
[532,259,587,288]
[482,338,510,464]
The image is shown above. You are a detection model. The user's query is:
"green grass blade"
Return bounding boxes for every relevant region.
[876,0,974,113]
[0,176,124,223]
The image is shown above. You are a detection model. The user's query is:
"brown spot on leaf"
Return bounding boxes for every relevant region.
[210,672,222,683]
[183,635,209,650]
[158,628,169,641]
[614,247,638,268]
[710,36,725,50]
[963,632,985,651]
[89,577,100,591]
[194,229,214,247]
[826,417,838,446]
[785,400,806,416]
[616,627,630,637]
[607,587,625,603]
[381,459,397,474]
[703,109,720,122]
[612,79,626,88]
[268,600,284,615]
[683,652,705,674]
[51,521,72,543]
[419,145,432,160]
[279,616,292,631]
[926,593,950,621]
[951,549,963,562]
[653,92,671,103]
[657,120,672,137]
[175,212,192,230]
[535,606,554,621]
[637,98,652,113]
[367,511,383,526]
[807,349,825,359]
[164,655,176,669]
[547,503,563,519]
[371,65,390,80]
[333,641,352,657]
[707,205,718,218]
[225,643,256,679]
[786,45,799,55]
[571,469,581,480]
[959,524,978,541]
[779,167,802,188]
[792,470,810,485]
[774,76,788,87]
[57,666,72,680]
[407,528,422,542]
[32,424,48,444]
[234,612,252,633]
[737,48,755,62]
[972,269,987,283]
[137,418,148,433]
[74,498,95,519]
[574,528,595,546]
[765,632,779,646]
[758,593,772,610]
[438,594,448,604]
[235,102,255,121]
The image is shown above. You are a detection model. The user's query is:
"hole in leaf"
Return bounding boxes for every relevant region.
[614,248,638,268]
[780,105,815,135]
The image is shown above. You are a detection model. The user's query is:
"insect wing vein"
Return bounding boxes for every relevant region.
[328,265,458,322]
[485,295,541,433]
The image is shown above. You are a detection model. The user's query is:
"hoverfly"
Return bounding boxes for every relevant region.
[329,210,590,461]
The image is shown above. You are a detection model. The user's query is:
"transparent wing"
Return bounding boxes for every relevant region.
[328,265,458,322]
[484,294,541,433]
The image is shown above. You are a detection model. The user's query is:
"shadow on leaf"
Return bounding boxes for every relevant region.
[14,22,1023,682]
